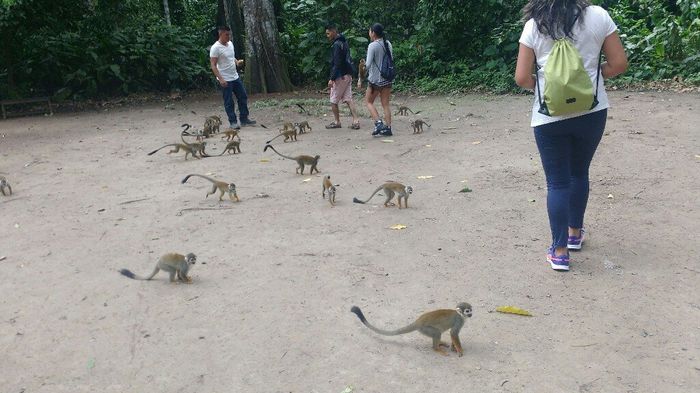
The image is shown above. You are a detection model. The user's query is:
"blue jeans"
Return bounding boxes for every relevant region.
[534,109,607,248]
[222,78,249,125]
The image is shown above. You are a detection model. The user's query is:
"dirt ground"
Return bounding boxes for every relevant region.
[0,90,698,393]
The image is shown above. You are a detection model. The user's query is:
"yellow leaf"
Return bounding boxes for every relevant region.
[417,175,434,179]
[389,224,407,230]
[695,154,700,159]
[381,139,395,143]
[259,159,270,163]
[496,306,532,316]
[302,178,311,182]
[425,144,432,147]
[472,141,482,145]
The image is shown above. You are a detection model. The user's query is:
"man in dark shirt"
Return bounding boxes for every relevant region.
[325,23,360,129]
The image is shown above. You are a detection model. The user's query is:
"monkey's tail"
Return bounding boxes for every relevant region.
[119,268,157,281]
[265,133,285,144]
[181,123,191,132]
[352,185,383,204]
[181,174,216,184]
[148,144,175,156]
[263,144,296,161]
[351,306,418,336]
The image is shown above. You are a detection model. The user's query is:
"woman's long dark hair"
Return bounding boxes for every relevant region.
[522,0,591,40]
[370,23,391,58]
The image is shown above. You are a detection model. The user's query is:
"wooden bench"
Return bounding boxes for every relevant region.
[1,97,53,119]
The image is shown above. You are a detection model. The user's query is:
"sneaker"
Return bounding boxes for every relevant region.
[231,123,241,130]
[567,228,585,250]
[240,118,256,126]
[547,246,570,271]
[378,127,393,137]
[371,120,384,136]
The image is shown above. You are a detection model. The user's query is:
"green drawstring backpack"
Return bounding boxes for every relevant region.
[535,39,601,116]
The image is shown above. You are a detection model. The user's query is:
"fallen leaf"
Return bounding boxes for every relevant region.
[302,178,311,182]
[87,358,96,369]
[354,146,363,149]
[472,141,482,145]
[389,224,407,230]
[496,306,533,316]
[205,172,214,176]
[381,139,395,143]
[340,386,354,393]
[0,256,6,262]
[459,187,472,193]
[259,159,270,163]
[417,175,434,179]
[14,223,19,229]
[607,194,614,199]
[695,154,700,159]
[425,144,432,147]
[528,198,536,203]
[460,179,469,183]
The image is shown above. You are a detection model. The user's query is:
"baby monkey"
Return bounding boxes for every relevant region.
[410,119,431,134]
[147,142,204,160]
[322,175,337,206]
[351,302,472,357]
[0,176,12,196]
[353,182,413,209]
[263,144,320,175]
[394,105,420,116]
[295,121,312,134]
[119,252,197,283]
[181,174,239,201]
[218,140,241,155]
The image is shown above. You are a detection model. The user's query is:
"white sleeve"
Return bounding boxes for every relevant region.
[601,8,617,37]
[209,44,219,58]
[519,19,536,48]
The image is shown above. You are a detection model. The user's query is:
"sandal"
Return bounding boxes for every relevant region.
[325,121,341,129]
[349,122,361,130]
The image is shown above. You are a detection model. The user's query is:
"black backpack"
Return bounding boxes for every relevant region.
[378,41,395,82]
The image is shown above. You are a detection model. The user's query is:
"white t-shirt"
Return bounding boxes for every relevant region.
[209,41,240,82]
[519,5,617,127]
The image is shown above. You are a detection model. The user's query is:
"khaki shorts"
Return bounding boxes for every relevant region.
[330,75,354,104]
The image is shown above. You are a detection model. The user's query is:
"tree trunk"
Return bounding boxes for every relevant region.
[241,0,292,94]
[162,0,171,25]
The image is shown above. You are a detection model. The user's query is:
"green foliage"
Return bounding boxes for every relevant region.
[607,0,700,82]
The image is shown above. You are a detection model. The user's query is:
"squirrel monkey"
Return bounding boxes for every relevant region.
[295,121,312,134]
[394,105,419,116]
[353,182,413,208]
[351,302,472,357]
[0,176,12,196]
[357,59,367,89]
[217,140,241,155]
[410,119,431,134]
[263,144,320,175]
[148,142,204,160]
[221,127,241,141]
[322,175,337,206]
[203,115,222,137]
[181,174,239,201]
[119,253,197,283]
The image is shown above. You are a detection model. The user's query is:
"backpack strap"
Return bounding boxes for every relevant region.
[590,50,601,109]
[533,53,549,116]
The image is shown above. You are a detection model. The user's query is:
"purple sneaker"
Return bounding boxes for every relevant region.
[567,228,585,250]
[547,246,570,271]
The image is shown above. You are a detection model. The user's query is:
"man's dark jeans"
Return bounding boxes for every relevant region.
[222,78,249,126]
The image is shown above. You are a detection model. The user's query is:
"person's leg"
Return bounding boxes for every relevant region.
[230,79,255,125]
[379,86,392,128]
[327,78,342,127]
[568,109,607,236]
[365,85,380,120]
[339,76,360,127]
[534,121,572,257]
[222,82,238,127]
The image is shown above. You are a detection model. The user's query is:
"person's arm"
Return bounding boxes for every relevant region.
[328,41,342,87]
[514,43,536,90]
[210,57,227,87]
[601,31,627,79]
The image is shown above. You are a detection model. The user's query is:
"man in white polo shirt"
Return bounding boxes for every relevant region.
[210,26,256,129]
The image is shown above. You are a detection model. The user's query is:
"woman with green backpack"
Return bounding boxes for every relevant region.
[514,0,627,271]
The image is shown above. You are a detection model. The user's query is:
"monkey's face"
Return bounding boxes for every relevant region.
[405,186,413,195]
[186,253,197,265]
[457,303,472,318]
[228,184,237,193]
